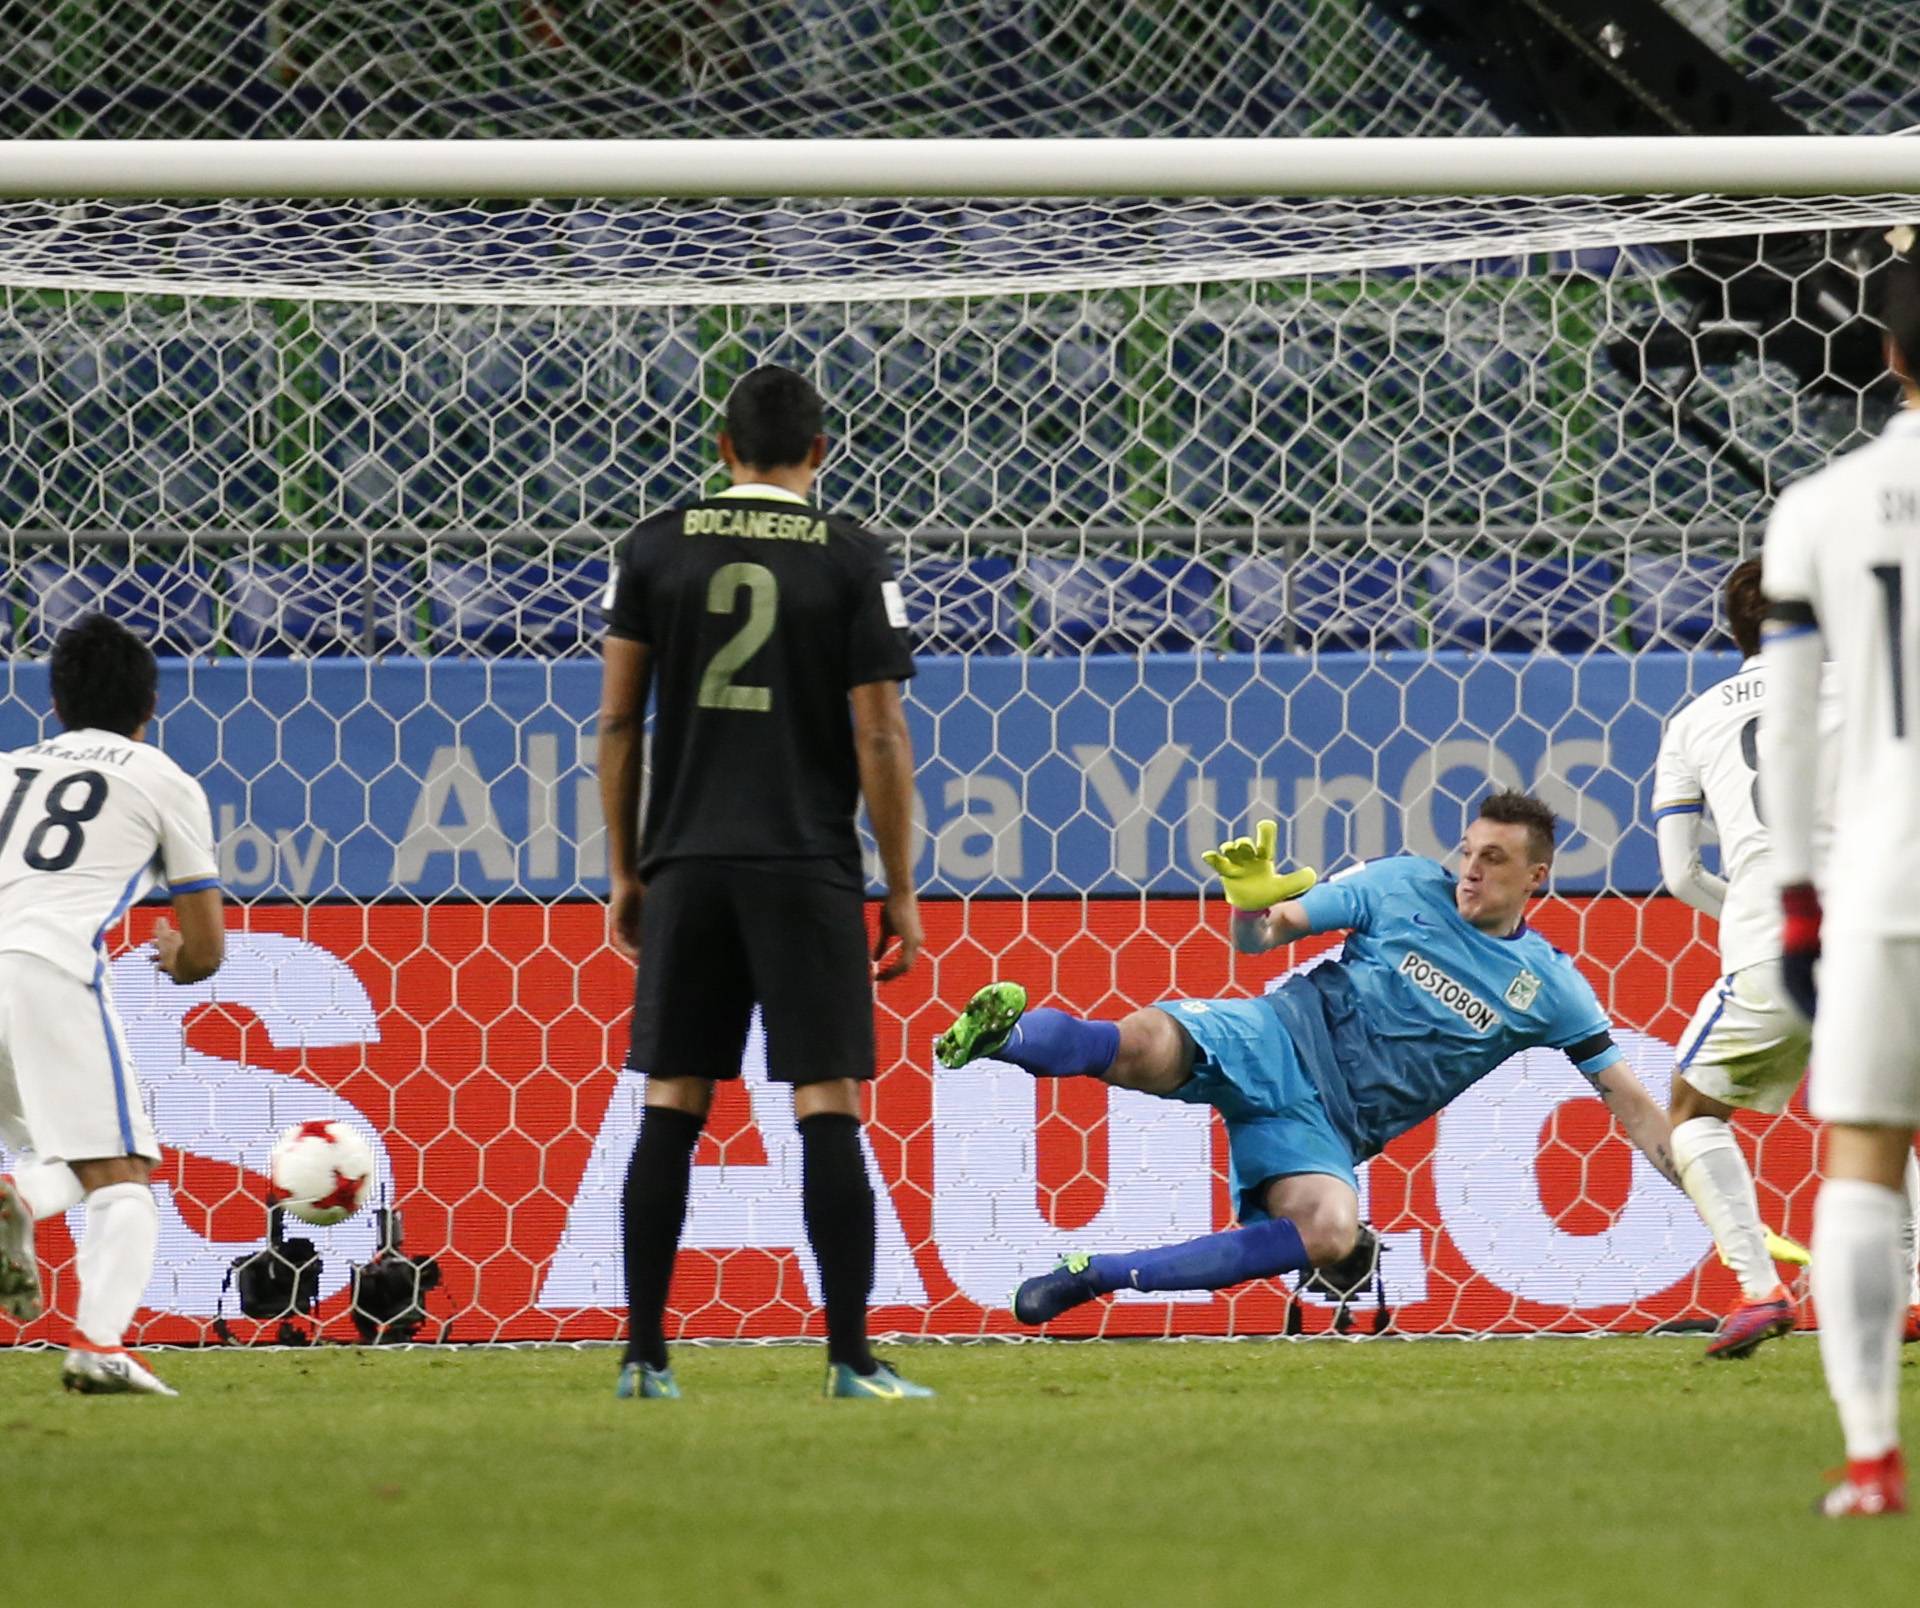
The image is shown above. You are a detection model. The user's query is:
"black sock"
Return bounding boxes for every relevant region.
[621,1105,703,1370]
[799,1111,877,1375]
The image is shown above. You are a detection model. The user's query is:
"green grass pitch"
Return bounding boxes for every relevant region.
[4,1337,1911,1606]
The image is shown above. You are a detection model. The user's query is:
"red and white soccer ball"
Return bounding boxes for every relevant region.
[268,1120,377,1227]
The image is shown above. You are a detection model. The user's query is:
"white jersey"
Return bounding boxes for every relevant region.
[1653,657,1839,974]
[0,728,219,986]
[1762,406,1920,938]
[1653,658,1776,974]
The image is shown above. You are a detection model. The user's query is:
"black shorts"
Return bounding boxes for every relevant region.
[628,858,876,1085]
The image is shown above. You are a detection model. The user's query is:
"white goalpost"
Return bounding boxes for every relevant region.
[2,134,1919,196]
[0,123,1912,1344]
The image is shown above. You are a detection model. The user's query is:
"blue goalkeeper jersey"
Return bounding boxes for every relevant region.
[1264,855,1622,1162]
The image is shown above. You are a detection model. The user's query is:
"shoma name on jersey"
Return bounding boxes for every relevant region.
[682,507,829,544]
[1398,951,1498,1032]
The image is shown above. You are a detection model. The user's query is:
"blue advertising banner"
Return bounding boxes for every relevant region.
[0,651,1742,901]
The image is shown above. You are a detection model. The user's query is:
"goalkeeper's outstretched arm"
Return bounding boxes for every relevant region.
[1593,1060,1681,1189]
[1201,819,1319,953]
[1229,902,1316,954]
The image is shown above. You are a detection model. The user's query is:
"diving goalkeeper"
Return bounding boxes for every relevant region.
[936,790,1681,1321]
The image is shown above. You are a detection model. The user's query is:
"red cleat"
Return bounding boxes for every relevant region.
[1818,1450,1908,1517]
[1904,1307,1920,1345]
[1705,1284,1796,1360]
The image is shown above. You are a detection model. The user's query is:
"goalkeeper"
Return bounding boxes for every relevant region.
[936,790,1683,1322]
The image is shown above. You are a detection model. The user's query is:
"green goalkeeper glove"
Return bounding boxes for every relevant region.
[1201,819,1319,912]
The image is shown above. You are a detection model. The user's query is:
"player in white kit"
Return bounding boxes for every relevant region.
[1660,563,1920,1365]
[0,614,225,1395]
[1655,561,1817,1357]
[1760,243,1920,1516]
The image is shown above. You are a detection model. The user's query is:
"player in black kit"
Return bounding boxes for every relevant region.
[598,364,931,1400]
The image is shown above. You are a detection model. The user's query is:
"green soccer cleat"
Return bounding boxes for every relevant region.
[935,982,1028,1069]
[615,1361,682,1400]
[824,1362,935,1400]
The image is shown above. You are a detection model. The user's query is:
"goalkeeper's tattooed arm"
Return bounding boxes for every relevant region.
[1593,1061,1682,1190]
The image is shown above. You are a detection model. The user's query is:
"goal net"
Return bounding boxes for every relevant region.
[0,2,1915,1347]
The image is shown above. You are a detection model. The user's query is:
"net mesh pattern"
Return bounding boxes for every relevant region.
[0,0,1903,1343]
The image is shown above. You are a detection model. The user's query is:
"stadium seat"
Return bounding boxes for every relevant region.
[1621,553,1730,650]
[897,556,1017,655]
[425,555,613,657]
[1227,552,1421,652]
[1424,554,1617,652]
[222,557,413,656]
[1025,556,1219,653]
[23,558,217,657]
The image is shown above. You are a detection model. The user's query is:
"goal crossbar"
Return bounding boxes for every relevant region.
[2,136,1920,200]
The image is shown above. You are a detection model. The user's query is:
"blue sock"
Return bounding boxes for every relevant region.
[1083,1218,1310,1296]
[999,1008,1120,1079]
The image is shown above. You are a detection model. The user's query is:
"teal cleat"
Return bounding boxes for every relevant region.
[824,1362,935,1400]
[1012,1252,1101,1326]
[615,1362,682,1400]
[935,982,1028,1069]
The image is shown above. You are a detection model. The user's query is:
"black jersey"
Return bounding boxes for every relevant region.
[604,486,915,886]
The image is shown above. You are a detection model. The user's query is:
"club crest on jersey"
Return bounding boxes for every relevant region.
[1398,952,1498,1032]
[1504,970,1542,1011]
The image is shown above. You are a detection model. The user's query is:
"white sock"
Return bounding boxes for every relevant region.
[1903,1152,1920,1306]
[1812,1177,1906,1462]
[9,1159,84,1222]
[1671,1116,1775,1302]
[74,1182,158,1351]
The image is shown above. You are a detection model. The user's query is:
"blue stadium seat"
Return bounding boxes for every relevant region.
[222,557,412,656]
[426,556,612,656]
[24,558,217,657]
[1622,554,1729,649]
[1025,556,1218,653]
[1227,552,1421,652]
[897,557,1016,655]
[1424,555,1617,652]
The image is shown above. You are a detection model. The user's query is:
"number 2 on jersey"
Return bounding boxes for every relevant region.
[0,767,110,871]
[698,562,779,713]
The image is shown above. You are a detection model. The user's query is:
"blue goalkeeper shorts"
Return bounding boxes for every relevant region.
[1153,996,1359,1219]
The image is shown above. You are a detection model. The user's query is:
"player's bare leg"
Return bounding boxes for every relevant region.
[1667,1080,1795,1358]
[0,1174,41,1320]
[61,1154,173,1397]
[1813,1122,1912,1517]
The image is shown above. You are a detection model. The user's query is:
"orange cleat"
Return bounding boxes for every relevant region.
[1817,1450,1908,1517]
[1705,1284,1796,1360]
[1904,1306,1920,1345]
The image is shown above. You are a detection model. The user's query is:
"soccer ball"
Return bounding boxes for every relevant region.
[268,1120,377,1226]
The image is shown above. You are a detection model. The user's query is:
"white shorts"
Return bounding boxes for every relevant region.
[0,952,160,1163]
[1674,960,1811,1116]
[1810,935,1920,1128]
